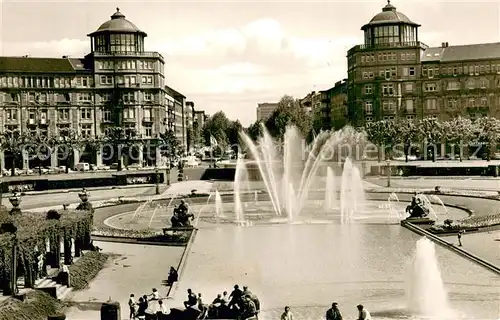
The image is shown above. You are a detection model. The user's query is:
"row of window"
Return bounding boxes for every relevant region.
[360,52,417,64]
[5,107,157,122]
[365,115,428,122]
[362,66,416,80]
[363,96,492,114]
[97,60,155,70]
[0,76,93,89]
[422,64,500,77]
[0,91,157,103]
[99,75,154,86]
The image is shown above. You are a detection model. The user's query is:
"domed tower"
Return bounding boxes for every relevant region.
[346,1,427,126]
[361,0,420,47]
[87,8,166,167]
[88,7,147,54]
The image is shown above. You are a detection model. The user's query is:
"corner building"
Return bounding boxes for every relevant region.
[0,8,167,170]
[347,1,500,125]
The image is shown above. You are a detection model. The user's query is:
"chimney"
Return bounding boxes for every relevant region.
[446,42,449,47]
[62,55,69,58]
[441,42,446,48]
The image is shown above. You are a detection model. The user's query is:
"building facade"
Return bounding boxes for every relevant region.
[256,103,278,121]
[346,1,500,126]
[0,8,168,169]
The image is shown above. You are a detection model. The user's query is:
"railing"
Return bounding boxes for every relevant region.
[93,51,164,60]
[348,41,428,54]
[142,117,153,123]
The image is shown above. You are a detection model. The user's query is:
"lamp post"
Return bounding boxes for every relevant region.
[166,167,171,186]
[386,159,391,187]
[155,167,160,195]
[361,156,367,178]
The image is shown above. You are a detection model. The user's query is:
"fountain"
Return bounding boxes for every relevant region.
[239,125,367,222]
[406,238,452,318]
[215,190,223,219]
[429,194,449,216]
[324,166,337,211]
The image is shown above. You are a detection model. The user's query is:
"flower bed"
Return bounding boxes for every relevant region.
[429,213,500,233]
[367,187,499,198]
[0,290,64,320]
[92,227,192,244]
[68,251,109,291]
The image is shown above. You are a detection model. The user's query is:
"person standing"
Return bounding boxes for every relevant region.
[356,304,371,320]
[457,230,464,246]
[326,302,343,320]
[128,293,136,320]
[281,306,293,320]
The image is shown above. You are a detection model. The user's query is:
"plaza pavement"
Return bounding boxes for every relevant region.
[442,230,500,267]
[366,176,500,191]
[64,241,184,320]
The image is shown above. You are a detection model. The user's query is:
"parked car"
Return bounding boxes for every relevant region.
[127,163,142,170]
[110,163,119,170]
[96,165,111,171]
[75,163,90,172]
[2,169,11,176]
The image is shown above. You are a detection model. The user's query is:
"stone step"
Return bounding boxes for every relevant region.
[35,278,57,288]
[56,285,73,300]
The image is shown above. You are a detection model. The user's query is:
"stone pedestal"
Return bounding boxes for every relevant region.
[50,151,58,168]
[100,301,120,320]
[96,148,103,167]
[138,147,144,166]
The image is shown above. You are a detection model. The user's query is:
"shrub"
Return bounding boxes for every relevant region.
[0,290,64,320]
[68,252,109,290]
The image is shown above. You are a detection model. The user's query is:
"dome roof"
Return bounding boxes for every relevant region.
[89,8,146,36]
[362,1,419,30]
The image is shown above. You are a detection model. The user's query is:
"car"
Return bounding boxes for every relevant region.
[2,169,11,176]
[110,163,119,170]
[96,165,111,171]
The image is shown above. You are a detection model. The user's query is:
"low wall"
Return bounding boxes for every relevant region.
[370,163,500,177]
[400,220,500,275]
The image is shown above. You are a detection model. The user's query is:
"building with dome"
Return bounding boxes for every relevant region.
[0,8,196,172]
[347,0,500,127]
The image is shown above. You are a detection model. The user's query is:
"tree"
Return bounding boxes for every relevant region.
[394,120,419,162]
[202,111,231,146]
[416,118,445,162]
[28,133,57,175]
[54,128,84,173]
[246,120,263,141]
[103,127,139,171]
[159,130,181,160]
[363,120,397,161]
[265,95,312,138]
[0,130,32,175]
[443,117,474,162]
[192,120,202,149]
[474,116,500,161]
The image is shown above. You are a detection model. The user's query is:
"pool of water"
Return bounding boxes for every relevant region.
[172,224,499,320]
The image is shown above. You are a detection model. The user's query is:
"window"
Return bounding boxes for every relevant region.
[467,78,475,89]
[468,98,475,107]
[28,109,36,121]
[480,79,489,88]
[406,99,414,112]
[448,99,459,109]
[144,124,153,137]
[103,110,112,122]
[365,117,373,122]
[364,101,373,114]
[36,93,47,103]
[78,93,92,102]
[364,85,373,95]
[6,109,17,121]
[123,92,135,103]
[28,93,35,102]
[409,67,415,76]
[425,98,437,110]
[368,71,374,79]
[81,124,92,138]
[143,108,152,119]
[100,76,113,84]
[481,97,488,106]
[123,108,135,119]
[382,84,394,96]
[405,83,413,92]
[58,108,70,121]
[428,68,434,78]
[447,81,459,90]
[102,93,111,102]
[474,66,479,75]
[144,92,152,101]
[142,76,153,84]
[81,108,92,120]
[424,83,437,92]
[406,115,415,120]
[382,100,395,112]
[362,72,368,79]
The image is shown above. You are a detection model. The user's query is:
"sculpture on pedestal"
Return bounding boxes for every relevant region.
[405,193,430,218]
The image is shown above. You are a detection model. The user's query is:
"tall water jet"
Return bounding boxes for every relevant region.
[215,190,223,218]
[324,167,337,211]
[234,156,250,220]
[234,191,244,222]
[406,238,450,318]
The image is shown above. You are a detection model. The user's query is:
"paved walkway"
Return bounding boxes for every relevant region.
[367,176,500,191]
[442,230,500,268]
[65,241,185,320]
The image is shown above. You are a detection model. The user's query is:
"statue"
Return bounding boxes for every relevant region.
[170,200,194,228]
[405,193,430,218]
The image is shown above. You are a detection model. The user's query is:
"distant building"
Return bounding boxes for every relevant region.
[194,110,206,129]
[256,102,278,121]
[164,85,186,150]
[347,1,500,125]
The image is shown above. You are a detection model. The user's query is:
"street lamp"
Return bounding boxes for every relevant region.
[386,159,391,187]
[155,167,160,195]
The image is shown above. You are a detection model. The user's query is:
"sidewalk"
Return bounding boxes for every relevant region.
[442,231,500,268]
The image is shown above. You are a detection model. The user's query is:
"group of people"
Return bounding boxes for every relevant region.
[128,288,170,320]
[183,284,260,319]
[281,302,371,320]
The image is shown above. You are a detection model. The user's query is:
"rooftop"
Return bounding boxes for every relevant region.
[0,56,89,73]
[362,1,419,30]
[88,8,146,36]
[422,42,500,62]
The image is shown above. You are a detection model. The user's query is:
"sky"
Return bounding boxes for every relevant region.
[0,0,500,126]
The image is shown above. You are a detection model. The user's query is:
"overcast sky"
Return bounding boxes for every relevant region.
[0,0,499,126]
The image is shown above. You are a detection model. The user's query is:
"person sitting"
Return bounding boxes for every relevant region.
[183,288,198,309]
[356,304,371,320]
[166,266,178,286]
[241,295,258,319]
[148,288,160,301]
[326,302,343,320]
[281,306,293,320]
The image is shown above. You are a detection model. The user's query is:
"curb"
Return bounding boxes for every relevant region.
[400,220,500,275]
[91,235,188,247]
